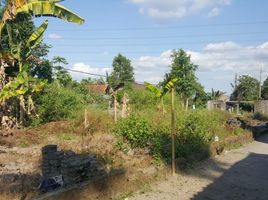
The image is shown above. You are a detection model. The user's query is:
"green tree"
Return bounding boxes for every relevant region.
[81,77,105,85]
[31,59,53,83]
[193,83,208,108]
[262,76,268,100]
[163,49,199,110]
[109,54,135,88]
[52,56,72,86]
[230,75,259,101]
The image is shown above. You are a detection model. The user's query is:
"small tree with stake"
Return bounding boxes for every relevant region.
[145,78,178,175]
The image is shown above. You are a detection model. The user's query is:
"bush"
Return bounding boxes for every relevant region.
[116,89,158,111]
[113,115,152,148]
[150,110,235,165]
[33,83,85,123]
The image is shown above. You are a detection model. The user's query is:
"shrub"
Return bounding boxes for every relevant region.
[113,115,152,148]
[33,83,85,123]
[150,110,233,165]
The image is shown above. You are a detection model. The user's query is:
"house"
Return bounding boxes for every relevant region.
[86,84,108,94]
[86,82,145,94]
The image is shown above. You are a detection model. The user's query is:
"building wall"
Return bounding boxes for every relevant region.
[254,100,268,115]
[207,100,226,111]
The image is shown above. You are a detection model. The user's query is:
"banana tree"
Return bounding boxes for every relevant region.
[145,79,178,174]
[0,0,84,34]
[0,0,84,77]
[144,82,166,113]
[162,78,178,175]
[0,20,48,125]
[0,0,84,127]
[166,78,178,175]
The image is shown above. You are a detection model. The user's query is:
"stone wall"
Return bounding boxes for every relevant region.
[254,100,268,115]
[41,145,106,186]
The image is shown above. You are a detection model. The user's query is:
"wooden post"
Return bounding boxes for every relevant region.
[236,103,239,115]
[171,87,176,175]
[114,92,117,122]
[84,108,88,129]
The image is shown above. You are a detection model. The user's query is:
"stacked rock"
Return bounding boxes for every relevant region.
[42,145,61,178]
[41,145,107,187]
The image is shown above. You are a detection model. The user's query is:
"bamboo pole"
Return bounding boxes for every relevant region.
[114,92,117,122]
[84,108,88,129]
[171,87,176,175]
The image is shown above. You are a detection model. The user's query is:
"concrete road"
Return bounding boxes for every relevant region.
[129,134,268,200]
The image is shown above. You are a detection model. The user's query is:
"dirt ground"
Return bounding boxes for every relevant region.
[129,133,268,200]
[0,121,157,200]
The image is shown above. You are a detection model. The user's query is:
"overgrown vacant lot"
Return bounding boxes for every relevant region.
[0,101,262,200]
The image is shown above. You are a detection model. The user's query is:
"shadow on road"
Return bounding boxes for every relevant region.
[191,152,268,200]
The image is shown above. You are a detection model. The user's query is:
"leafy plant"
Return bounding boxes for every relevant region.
[114,115,152,148]
[33,82,85,123]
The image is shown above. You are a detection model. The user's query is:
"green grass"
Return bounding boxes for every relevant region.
[113,191,134,200]
[56,133,77,141]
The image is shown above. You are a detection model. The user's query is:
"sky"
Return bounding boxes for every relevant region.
[34,0,268,94]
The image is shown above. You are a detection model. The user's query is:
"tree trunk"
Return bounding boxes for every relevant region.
[185,98,189,112]
[0,59,6,129]
[0,60,5,91]
[19,95,26,126]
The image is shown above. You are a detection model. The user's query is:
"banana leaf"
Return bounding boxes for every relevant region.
[144,82,161,97]
[16,1,84,24]
[162,78,178,97]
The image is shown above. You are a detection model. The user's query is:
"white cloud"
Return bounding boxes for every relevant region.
[131,41,268,92]
[69,41,268,93]
[48,33,62,40]
[208,7,220,17]
[70,63,111,80]
[129,0,232,21]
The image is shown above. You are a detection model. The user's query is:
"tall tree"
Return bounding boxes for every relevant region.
[230,75,259,101]
[109,54,135,88]
[52,56,72,86]
[163,49,199,110]
[261,76,268,100]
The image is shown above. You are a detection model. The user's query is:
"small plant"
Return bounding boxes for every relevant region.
[114,115,152,148]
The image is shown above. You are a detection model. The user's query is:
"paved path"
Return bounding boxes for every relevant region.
[129,134,268,200]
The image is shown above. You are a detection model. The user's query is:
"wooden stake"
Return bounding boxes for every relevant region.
[171,87,176,175]
[84,108,88,130]
[114,92,117,122]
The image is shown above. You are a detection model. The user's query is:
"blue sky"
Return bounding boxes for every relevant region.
[34,0,268,94]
